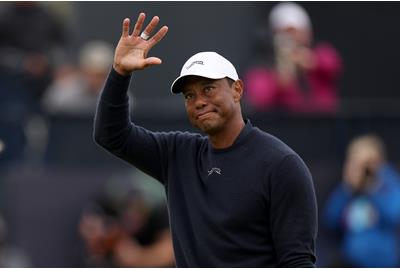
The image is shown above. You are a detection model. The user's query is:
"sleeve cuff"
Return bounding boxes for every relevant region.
[100,67,132,105]
[110,67,132,80]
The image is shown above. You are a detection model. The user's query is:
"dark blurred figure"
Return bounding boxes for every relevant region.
[0,2,67,106]
[0,2,68,165]
[324,134,400,267]
[42,41,114,117]
[244,2,342,114]
[78,187,174,267]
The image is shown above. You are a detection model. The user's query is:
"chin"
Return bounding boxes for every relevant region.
[198,120,222,135]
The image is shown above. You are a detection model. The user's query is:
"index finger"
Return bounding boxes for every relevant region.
[121,18,130,37]
[148,26,169,48]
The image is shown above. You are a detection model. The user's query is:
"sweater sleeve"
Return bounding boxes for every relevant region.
[270,154,318,267]
[93,68,169,183]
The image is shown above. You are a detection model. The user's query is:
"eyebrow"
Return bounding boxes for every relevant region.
[181,79,218,93]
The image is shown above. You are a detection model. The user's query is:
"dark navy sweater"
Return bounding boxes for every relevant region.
[94,68,317,267]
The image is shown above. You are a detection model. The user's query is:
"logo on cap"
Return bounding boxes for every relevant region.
[186,60,204,70]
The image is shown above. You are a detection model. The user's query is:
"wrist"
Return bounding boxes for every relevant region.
[113,63,131,77]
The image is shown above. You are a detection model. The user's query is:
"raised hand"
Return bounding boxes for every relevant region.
[113,13,168,76]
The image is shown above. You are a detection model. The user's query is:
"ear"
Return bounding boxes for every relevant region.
[232,79,244,103]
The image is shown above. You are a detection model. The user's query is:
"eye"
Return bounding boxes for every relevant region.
[184,93,194,101]
[204,86,215,94]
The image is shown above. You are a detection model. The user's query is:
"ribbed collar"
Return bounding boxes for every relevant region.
[210,119,254,153]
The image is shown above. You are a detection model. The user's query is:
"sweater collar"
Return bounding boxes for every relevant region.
[210,119,254,153]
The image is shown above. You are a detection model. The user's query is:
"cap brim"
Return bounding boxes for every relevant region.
[170,75,188,94]
[170,73,230,94]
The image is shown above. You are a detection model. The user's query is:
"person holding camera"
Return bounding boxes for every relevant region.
[324,134,400,267]
[244,2,342,114]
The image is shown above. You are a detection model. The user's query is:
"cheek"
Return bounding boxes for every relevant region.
[185,103,195,119]
[216,96,235,113]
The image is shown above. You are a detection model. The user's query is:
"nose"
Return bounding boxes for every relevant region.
[194,94,207,110]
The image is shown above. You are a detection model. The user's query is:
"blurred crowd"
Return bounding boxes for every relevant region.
[0,2,146,267]
[0,2,400,267]
[0,2,116,166]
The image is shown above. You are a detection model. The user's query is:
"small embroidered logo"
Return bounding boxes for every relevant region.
[208,167,221,176]
[186,60,204,69]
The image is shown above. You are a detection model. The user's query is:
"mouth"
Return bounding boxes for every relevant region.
[196,111,216,121]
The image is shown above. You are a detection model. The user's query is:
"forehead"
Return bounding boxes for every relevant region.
[179,76,222,93]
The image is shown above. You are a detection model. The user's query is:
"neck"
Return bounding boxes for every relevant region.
[209,116,245,149]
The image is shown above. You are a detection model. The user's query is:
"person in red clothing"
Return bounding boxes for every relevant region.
[244,2,342,114]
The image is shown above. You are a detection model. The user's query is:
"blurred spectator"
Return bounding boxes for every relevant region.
[42,41,114,117]
[0,2,69,164]
[324,134,400,267]
[244,2,342,114]
[0,2,68,108]
[78,184,174,267]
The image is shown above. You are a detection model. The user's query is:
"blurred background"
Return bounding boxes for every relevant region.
[1,1,400,267]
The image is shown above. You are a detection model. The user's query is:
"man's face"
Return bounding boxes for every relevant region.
[181,76,242,135]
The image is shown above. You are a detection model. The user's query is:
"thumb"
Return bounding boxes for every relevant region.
[144,57,162,66]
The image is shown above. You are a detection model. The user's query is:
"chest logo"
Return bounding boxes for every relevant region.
[208,167,221,176]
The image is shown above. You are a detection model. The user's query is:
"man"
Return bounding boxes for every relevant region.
[94,13,317,267]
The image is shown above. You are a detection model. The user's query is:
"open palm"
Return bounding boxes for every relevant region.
[113,13,168,75]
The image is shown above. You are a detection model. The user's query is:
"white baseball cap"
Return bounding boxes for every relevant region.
[170,51,239,94]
